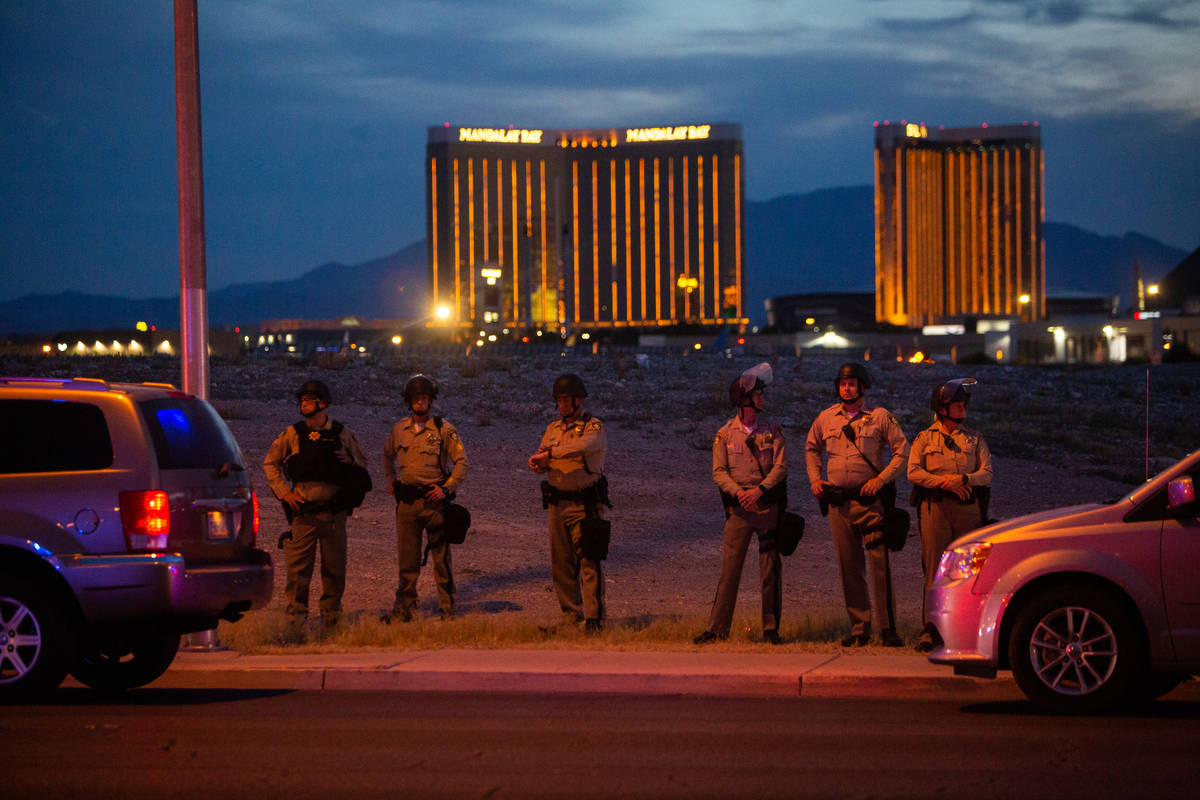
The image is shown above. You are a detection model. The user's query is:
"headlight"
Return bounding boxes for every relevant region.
[934,542,992,582]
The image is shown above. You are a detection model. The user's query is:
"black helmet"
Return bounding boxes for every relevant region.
[403,374,439,404]
[932,378,977,417]
[835,363,871,396]
[729,363,772,408]
[552,373,587,399]
[295,380,331,405]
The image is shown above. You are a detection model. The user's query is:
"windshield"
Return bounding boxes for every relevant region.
[138,397,244,470]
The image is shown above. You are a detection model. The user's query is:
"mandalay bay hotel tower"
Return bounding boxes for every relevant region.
[874,121,1045,328]
[425,123,747,338]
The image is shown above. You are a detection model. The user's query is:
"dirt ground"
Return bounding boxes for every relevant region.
[209,351,1156,638]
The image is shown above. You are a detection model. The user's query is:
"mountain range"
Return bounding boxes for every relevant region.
[0,186,1190,334]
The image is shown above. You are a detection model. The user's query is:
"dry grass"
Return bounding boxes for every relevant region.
[216,608,881,655]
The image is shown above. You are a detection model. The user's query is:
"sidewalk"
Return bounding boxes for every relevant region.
[119,649,1036,700]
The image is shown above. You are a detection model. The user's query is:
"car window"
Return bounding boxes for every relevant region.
[138,397,243,469]
[0,399,114,473]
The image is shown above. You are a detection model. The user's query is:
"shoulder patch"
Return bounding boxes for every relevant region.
[887,413,899,425]
[587,419,602,432]
[714,431,724,444]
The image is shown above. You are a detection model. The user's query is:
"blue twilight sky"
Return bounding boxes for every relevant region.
[1,0,1198,303]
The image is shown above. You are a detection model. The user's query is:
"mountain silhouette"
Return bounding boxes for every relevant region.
[0,189,1189,333]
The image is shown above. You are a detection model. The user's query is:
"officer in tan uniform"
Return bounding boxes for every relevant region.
[907,378,992,652]
[382,374,468,622]
[805,363,908,647]
[263,380,369,627]
[527,374,609,634]
[694,363,788,646]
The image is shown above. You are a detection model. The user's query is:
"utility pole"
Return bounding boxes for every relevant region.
[176,0,219,651]
[176,0,209,400]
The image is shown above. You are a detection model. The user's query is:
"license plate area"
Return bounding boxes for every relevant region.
[206,510,239,541]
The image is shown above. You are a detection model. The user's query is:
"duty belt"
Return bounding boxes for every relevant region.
[393,480,454,504]
[540,475,611,510]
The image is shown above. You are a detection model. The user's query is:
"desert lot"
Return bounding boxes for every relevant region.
[6,350,1199,640]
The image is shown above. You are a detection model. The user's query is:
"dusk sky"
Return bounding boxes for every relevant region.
[2,0,1198,304]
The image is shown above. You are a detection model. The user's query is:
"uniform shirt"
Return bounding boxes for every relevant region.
[263,419,367,503]
[712,416,787,497]
[382,416,469,494]
[805,402,908,489]
[907,420,992,489]
[538,413,606,492]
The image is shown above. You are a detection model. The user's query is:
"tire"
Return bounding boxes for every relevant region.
[0,577,75,699]
[1008,584,1145,714]
[69,631,180,690]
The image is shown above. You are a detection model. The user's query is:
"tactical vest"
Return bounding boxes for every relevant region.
[283,420,345,484]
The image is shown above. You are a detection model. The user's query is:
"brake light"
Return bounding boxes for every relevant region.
[119,490,170,550]
[251,490,260,546]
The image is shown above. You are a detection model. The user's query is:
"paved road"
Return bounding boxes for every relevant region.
[5,689,1200,798]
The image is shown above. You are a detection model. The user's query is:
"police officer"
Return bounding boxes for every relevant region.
[382,374,469,622]
[695,364,788,646]
[527,374,608,634]
[263,380,369,627]
[805,363,908,647]
[907,378,993,652]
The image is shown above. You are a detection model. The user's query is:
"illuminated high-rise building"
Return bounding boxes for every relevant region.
[874,121,1045,327]
[426,123,746,335]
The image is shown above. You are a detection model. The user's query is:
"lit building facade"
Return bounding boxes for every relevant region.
[874,121,1045,327]
[426,123,746,335]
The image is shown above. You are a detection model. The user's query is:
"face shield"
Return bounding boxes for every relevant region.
[738,362,773,395]
[937,378,978,406]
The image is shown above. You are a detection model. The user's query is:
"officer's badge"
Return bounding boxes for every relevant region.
[308,430,322,441]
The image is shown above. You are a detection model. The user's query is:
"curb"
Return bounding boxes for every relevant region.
[89,650,1030,700]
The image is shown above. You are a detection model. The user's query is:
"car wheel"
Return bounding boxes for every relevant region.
[69,631,181,690]
[1008,584,1145,713]
[0,577,75,699]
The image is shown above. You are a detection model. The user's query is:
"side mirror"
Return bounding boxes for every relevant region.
[1167,476,1197,514]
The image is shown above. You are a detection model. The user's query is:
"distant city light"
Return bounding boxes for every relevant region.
[391,335,402,345]
[1147,284,1160,295]
[435,305,452,320]
[1018,294,1031,304]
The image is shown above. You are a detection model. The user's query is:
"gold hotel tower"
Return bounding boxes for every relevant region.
[874,121,1045,328]
[426,123,746,335]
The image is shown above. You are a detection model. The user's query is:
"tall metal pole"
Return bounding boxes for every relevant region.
[176,0,220,651]
[176,0,209,400]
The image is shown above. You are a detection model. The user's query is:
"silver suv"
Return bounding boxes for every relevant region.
[927,447,1200,712]
[0,376,272,696]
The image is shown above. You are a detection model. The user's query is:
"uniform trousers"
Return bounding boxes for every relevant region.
[284,510,347,618]
[918,497,983,624]
[829,497,895,636]
[548,500,605,621]
[706,513,782,637]
[393,497,455,615]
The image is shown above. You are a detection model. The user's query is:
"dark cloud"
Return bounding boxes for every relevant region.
[1,0,1197,303]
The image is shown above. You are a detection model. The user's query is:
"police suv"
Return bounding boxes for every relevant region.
[0,377,272,696]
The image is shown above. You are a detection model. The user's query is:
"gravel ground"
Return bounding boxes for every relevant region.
[7,350,1197,638]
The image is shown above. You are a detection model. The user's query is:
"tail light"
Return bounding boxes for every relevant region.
[250,491,260,546]
[119,490,170,550]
